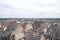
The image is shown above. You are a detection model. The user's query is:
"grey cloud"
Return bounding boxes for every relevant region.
[33,2,56,7]
[0,0,60,18]
[0,2,31,11]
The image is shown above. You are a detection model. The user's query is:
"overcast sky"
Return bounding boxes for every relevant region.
[0,0,60,18]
